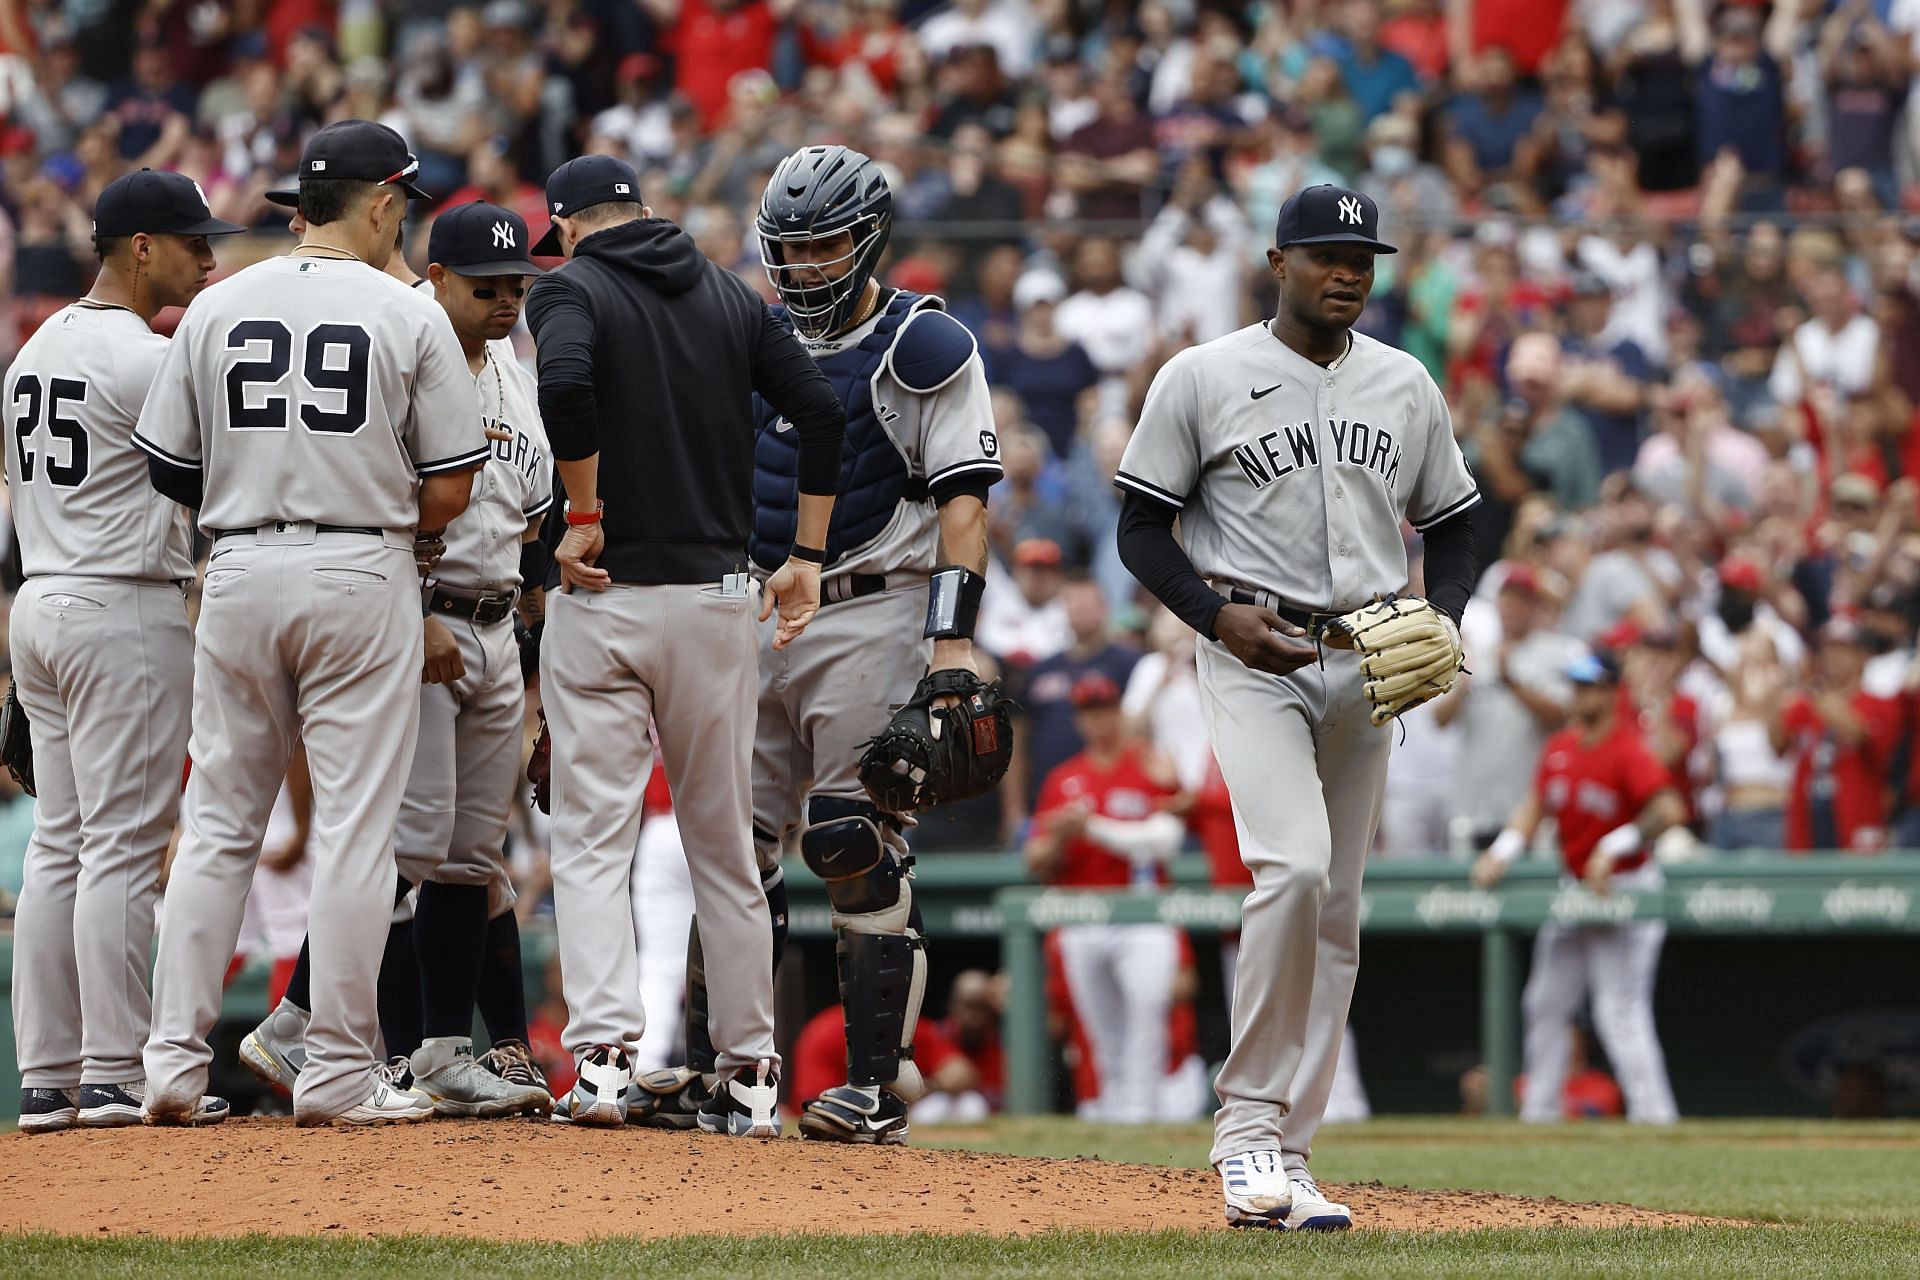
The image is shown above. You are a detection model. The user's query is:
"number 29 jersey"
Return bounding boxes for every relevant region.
[4,304,193,582]
[133,255,488,534]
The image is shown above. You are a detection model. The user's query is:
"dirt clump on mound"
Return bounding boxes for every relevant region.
[0,1121,1710,1240]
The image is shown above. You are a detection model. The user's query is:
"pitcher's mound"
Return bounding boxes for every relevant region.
[0,1121,1709,1239]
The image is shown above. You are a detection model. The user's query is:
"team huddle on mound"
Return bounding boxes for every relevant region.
[7,118,1483,1233]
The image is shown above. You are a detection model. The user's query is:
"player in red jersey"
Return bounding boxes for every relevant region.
[1024,672,1183,1124]
[1473,652,1683,1124]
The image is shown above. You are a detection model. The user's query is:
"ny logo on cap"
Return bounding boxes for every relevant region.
[615,183,631,195]
[191,178,211,215]
[553,201,564,213]
[493,220,516,249]
[1337,196,1363,226]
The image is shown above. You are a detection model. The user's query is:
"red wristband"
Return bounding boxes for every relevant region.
[564,500,604,527]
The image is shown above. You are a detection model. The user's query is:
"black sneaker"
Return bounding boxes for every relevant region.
[695,1059,780,1138]
[799,1085,910,1145]
[627,1066,711,1130]
[19,1087,77,1134]
[77,1082,147,1128]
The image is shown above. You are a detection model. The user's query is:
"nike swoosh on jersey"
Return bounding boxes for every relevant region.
[1250,383,1284,400]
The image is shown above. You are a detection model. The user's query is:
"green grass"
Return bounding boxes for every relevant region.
[9,1118,1920,1278]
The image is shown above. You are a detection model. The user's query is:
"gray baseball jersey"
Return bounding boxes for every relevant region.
[1116,324,1477,612]
[4,304,192,580]
[437,347,552,592]
[793,302,1002,580]
[133,256,489,532]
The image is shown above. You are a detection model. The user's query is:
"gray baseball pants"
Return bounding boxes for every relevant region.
[751,583,927,872]
[1201,640,1390,1171]
[542,581,773,1071]
[10,577,192,1087]
[144,528,423,1122]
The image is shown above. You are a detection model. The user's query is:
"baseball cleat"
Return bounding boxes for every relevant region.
[239,998,310,1090]
[1218,1149,1292,1230]
[18,1087,78,1134]
[798,1084,909,1145]
[309,1072,436,1127]
[626,1065,710,1130]
[479,1039,553,1115]
[550,1044,632,1127]
[1284,1173,1353,1231]
[411,1037,551,1119]
[697,1058,781,1139]
[135,1083,233,1127]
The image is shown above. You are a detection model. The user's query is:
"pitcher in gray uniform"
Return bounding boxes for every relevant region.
[135,120,490,1127]
[235,201,555,1119]
[1114,185,1479,1228]
[6,171,243,1134]
[629,146,1000,1144]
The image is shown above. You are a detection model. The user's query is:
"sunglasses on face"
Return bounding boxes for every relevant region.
[472,282,527,301]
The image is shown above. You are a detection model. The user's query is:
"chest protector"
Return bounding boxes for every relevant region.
[749,291,934,573]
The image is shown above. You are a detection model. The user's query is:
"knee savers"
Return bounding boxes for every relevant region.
[802,796,911,935]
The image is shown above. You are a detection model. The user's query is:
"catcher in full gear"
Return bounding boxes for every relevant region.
[629,145,1005,1143]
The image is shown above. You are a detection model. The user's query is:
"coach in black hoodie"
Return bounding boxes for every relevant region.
[524,155,842,1132]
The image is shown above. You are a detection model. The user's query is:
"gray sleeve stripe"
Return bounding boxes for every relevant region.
[1410,490,1481,531]
[929,459,1005,484]
[416,445,493,476]
[131,433,202,469]
[1115,472,1184,509]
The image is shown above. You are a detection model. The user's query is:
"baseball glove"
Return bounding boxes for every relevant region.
[858,668,1013,813]
[527,708,551,814]
[0,678,33,796]
[1320,596,1465,727]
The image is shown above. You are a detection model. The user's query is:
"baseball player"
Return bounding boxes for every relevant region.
[136,120,489,1126]
[1473,652,1683,1124]
[6,170,244,1133]
[627,145,1000,1144]
[524,154,845,1131]
[1114,185,1479,1228]
[237,201,554,1118]
[1024,673,1185,1125]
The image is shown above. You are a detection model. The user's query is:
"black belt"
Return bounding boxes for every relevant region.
[1225,588,1339,639]
[428,585,517,625]
[213,523,383,540]
[820,573,889,607]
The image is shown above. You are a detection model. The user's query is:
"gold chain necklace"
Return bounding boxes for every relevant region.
[292,243,367,265]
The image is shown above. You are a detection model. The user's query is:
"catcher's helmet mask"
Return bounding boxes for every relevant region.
[758,144,894,339]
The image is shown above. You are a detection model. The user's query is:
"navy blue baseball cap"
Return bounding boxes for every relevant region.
[266,119,431,208]
[428,201,542,276]
[1274,184,1396,254]
[93,169,245,238]
[531,154,642,256]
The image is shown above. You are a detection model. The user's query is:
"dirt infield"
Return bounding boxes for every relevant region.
[0,1121,1712,1239]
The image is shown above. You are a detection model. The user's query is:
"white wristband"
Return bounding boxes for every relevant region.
[1595,823,1643,861]
[1488,829,1525,865]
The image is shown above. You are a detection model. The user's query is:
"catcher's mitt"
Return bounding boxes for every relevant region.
[1320,596,1465,727]
[858,668,1012,813]
[527,708,551,814]
[0,678,32,796]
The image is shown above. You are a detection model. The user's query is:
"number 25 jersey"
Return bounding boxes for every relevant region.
[4,304,191,581]
[133,255,488,534]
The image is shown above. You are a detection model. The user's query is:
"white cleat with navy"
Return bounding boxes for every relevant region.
[1218,1149,1292,1229]
[1283,1172,1353,1231]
